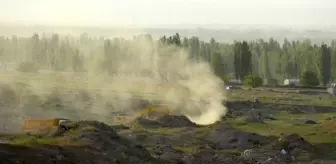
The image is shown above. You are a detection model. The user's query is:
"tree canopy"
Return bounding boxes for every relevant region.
[0,33,336,86]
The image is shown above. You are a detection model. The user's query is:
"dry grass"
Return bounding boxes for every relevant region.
[320,118,336,133]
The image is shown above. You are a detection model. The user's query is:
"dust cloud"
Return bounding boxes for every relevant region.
[0,33,227,132]
[85,38,228,125]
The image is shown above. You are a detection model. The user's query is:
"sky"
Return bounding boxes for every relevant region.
[0,0,335,28]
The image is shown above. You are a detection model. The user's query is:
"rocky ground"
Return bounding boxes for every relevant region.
[0,88,335,164]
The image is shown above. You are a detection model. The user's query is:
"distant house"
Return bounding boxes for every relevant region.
[329,83,336,87]
[284,79,300,86]
[327,84,336,95]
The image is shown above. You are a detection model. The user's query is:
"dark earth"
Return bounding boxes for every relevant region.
[0,87,335,164]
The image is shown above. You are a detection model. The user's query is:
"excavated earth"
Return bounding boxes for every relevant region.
[0,118,332,164]
[0,121,160,164]
[0,100,335,163]
[0,120,267,164]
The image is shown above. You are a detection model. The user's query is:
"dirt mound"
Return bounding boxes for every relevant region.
[132,117,161,127]
[0,121,160,164]
[182,149,258,164]
[268,134,316,162]
[206,125,268,149]
[292,118,317,125]
[321,117,336,132]
[151,145,184,161]
[285,107,304,114]
[132,115,198,128]
[226,101,253,110]
[157,115,197,127]
[243,111,266,123]
[273,134,315,159]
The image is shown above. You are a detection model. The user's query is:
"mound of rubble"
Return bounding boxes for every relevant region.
[273,134,315,151]
[206,125,268,149]
[132,114,198,128]
[268,134,316,162]
[0,121,161,164]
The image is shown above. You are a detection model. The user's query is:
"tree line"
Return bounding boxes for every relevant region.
[0,33,336,86]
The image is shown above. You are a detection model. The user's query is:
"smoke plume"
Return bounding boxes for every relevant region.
[85,38,227,125]
[0,34,227,133]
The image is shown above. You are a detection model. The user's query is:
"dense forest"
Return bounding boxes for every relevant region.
[0,32,336,86]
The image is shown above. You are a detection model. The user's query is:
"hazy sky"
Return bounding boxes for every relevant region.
[1,0,335,28]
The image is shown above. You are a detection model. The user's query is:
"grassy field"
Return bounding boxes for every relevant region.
[125,87,336,161]
[228,87,336,152]
[228,87,336,106]
[2,70,334,104]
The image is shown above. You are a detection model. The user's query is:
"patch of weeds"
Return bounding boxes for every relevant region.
[227,88,336,107]
[80,125,98,132]
[146,128,182,135]
[8,137,58,147]
[217,149,243,156]
[173,145,199,154]
[0,133,28,139]
[132,125,184,136]
[230,113,336,144]
[190,127,213,139]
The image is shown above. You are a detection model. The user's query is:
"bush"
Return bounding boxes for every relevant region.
[266,78,278,86]
[243,75,263,88]
[300,71,319,87]
[16,61,39,73]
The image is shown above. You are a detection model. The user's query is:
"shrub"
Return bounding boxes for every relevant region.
[300,71,319,87]
[266,78,278,86]
[243,75,263,88]
[16,61,39,73]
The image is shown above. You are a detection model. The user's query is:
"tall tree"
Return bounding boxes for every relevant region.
[318,44,331,86]
[233,41,242,80]
[211,52,225,79]
[241,41,252,78]
[234,41,252,80]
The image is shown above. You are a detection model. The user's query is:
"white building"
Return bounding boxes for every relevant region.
[284,79,300,86]
[327,84,336,95]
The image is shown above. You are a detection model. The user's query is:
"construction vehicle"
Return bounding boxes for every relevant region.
[22,118,70,134]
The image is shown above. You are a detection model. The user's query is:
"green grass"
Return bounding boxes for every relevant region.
[228,88,336,107]
[131,125,188,136]
[226,112,336,144]
[221,111,336,160]
[173,145,200,154]
[8,137,59,147]
[5,124,97,147]
[144,127,183,135]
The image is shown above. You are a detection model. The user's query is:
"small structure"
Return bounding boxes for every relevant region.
[226,85,233,90]
[22,118,70,133]
[284,79,300,86]
[327,85,336,96]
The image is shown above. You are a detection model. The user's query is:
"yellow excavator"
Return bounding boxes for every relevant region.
[22,118,70,134]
